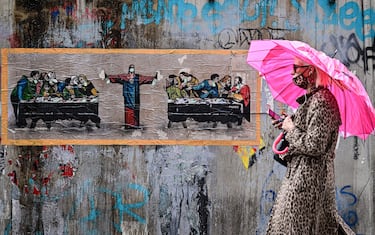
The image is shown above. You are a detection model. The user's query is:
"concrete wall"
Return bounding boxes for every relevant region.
[0,0,374,234]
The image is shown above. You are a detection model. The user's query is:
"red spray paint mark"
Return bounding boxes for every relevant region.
[60,163,74,177]
[24,185,29,194]
[7,171,18,185]
[61,145,75,153]
[42,173,53,186]
[33,186,41,195]
[8,34,21,48]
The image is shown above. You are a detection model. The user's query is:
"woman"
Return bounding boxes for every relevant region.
[266,58,355,234]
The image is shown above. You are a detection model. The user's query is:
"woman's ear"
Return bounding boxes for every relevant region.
[308,67,314,75]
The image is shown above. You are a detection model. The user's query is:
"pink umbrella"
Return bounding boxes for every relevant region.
[247,39,375,140]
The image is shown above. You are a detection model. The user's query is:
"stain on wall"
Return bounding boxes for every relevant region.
[10,1,374,50]
[4,145,219,234]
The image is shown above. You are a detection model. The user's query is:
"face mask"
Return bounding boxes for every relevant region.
[129,68,135,73]
[293,74,309,89]
[48,72,56,80]
[292,66,312,89]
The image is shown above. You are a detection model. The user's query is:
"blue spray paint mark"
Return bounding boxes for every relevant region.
[81,196,100,222]
[4,221,11,235]
[317,0,338,24]
[241,0,277,28]
[338,185,357,207]
[257,169,276,234]
[100,183,150,232]
[336,185,359,228]
[340,2,368,40]
[93,0,375,43]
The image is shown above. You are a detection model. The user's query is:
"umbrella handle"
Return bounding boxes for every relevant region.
[272,132,289,155]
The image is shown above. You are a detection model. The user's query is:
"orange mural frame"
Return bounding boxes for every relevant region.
[1,48,261,146]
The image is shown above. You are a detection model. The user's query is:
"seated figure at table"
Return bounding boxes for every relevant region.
[231,76,251,122]
[35,72,47,97]
[218,75,232,98]
[39,71,62,98]
[179,72,200,98]
[10,70,39,127]
[189,73,220,99]
[42,81,57,98]
[166,74,187,100]
[62,76,84,100]
[77,74,98,97]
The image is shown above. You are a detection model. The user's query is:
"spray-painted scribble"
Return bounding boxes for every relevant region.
[99,183,150,232]
[217,27,292,49]
[6,146,78,197]
[321,33,375,72]
[4,146,216,234]
[11,0,375,48]
[337,185,359,228]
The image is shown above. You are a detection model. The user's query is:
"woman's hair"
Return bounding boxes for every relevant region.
[315,68,329,87]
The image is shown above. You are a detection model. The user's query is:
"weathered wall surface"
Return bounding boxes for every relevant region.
[0,0,374,234]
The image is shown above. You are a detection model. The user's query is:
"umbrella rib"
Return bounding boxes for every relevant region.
[275,83,291,100]
[271,78,298,103]
[343,88,347,138]
[262,64,299,104]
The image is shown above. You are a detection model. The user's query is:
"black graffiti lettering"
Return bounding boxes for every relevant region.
[344,34,362,65]
[324,33,375,72]
[217,28,236,49]
[217,27,291,49]
[365,38,375,72]
[238,28,253,48]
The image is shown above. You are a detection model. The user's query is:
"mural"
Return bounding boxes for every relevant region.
[1,48,261,145]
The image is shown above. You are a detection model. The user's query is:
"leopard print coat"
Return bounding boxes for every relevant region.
[266,88,355,235]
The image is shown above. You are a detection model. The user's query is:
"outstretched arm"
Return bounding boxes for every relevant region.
[107,74,129,83]
[138,74,156,84]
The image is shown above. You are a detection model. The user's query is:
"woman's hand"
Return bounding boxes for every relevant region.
[272,119,283,129]
[271,112,286,129]
[281,116,295,132]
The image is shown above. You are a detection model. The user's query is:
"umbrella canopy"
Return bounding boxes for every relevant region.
[247,39,375,140]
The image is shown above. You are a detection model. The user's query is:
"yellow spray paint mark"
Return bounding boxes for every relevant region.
[234,146,257,169]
